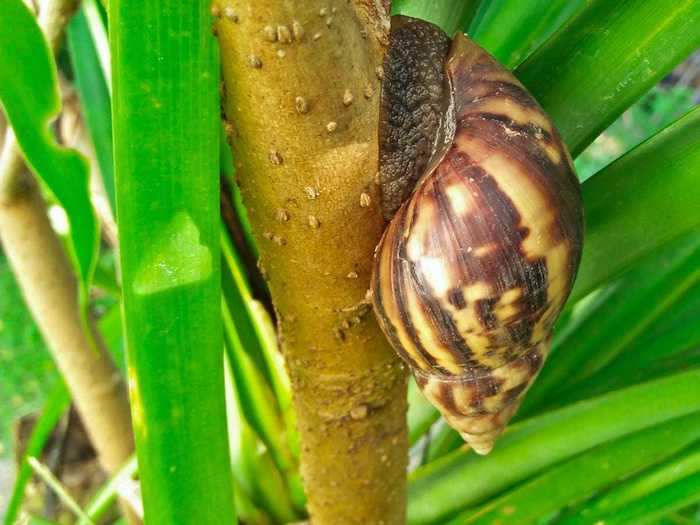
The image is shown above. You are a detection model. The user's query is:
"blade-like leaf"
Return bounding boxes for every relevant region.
[600,471,700,525]
[408,370,700,524]
[224,357,300,524]
[67,4,115,211]
[522,229,700,415]
[453,413,700,525]
[559,441,700,525]
[571,107,700,301]
[391,0,480,35]
[0,0,98,295]
[110,0,235,521]
[567,286,700,403]
[3,382,70,525]
[516,0,700,156]
[467,0,584,68]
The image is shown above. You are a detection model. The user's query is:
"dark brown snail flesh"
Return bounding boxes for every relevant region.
[371,16,584,455]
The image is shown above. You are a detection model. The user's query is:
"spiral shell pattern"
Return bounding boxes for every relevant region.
[372,24,584,454]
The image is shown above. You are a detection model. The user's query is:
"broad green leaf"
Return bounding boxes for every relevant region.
[0,0,98,295]
[516,0,700,156]
[110,0,235,521]
[453,413,700,525]
[467,0,585,68]
[408,370,700,524]
[571,107,700,301]
[559,441,700,525]
[391,0,480,35]
[67,4,115,211]
[3,382,70,525]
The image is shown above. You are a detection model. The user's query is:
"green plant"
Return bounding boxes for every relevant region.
[0,0,699,524]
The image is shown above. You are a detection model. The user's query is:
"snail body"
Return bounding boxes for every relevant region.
[371,17,584,454]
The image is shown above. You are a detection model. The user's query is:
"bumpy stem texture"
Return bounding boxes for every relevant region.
[216,2,408,523]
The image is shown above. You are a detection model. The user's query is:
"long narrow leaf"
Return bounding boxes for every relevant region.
[408,369,700,524]
[567,286,700,403]
[571,106,700,301]
[601,471,700,525]
[0,0,98,296]
[67,5,115,211]
[224,357,300,523]
[516,0,700,156]
[522,229,700,414]
[3,382,70,525]
[391,0,480,34]
[453,413,700,525]
[78,455,139,525]
[468,0,585,68]
[110,0,235,521]
[560,441,700,525]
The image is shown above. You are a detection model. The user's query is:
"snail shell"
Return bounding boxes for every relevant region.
[371,17,584,454]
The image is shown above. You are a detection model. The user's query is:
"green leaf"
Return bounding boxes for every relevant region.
[78,455,139,525]
[571,107,700,301]
[67,3,115,211]
[600,471,700,525]
[407,378,439,446]
[516,0,700,156]
[0,0,98,295]
[522,229,700,415]
[391,0,480,35]
[559,441,700,525]
[224,357,300,524]
[222,300,296,488]
[408,370,700,524]
[453,413,700,525]
[3,382,70,525]
[467,0,585,68]
[567,286,700,402]
[110,0,235,522]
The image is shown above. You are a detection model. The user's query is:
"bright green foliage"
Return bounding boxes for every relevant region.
[0,0,98,295]
[573,107,700,299]
[451,414,700,525]
[408,370,700,524]
[517,0,700,156]
[3,382,69,525]
[467,0,584,68]
[391,0,480,35]
[575,84,697,181]
[109,0,235,522]
[67,3,115,211]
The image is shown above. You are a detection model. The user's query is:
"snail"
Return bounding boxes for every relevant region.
[371,16,584,454]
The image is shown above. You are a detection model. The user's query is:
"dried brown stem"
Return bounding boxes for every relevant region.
[217,1,408,524]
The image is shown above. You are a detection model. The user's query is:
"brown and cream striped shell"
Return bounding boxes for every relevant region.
[371,17,584,454]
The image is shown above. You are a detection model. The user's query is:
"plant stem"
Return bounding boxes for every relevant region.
[217,2,408,523]
[0,0,133,477]
[0,149,134,474]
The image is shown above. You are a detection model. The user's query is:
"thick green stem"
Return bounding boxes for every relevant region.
[217,2,408,523]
